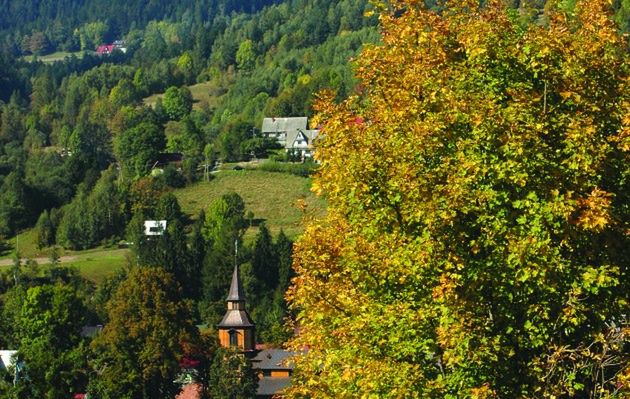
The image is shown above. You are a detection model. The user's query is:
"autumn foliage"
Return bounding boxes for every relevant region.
[287,0,630,397]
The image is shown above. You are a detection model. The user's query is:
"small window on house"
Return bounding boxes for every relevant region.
[229,330,238,347]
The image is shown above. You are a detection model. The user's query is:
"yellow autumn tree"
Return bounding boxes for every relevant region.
[287,1,630,398]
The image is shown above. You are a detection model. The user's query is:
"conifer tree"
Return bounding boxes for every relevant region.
[201,193,247,322]
[35,209,54,249]
[251,223,279,295]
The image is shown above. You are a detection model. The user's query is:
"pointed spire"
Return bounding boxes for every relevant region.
[218,240,255,351]
[227,264,245,302]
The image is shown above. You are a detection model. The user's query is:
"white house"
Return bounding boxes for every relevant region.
[261,117,319,158]
[144,220,167,236]
[0,350,17,371]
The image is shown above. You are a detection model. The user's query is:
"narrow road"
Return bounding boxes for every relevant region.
[0,255,79,267]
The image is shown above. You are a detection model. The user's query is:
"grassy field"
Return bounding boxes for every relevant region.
[0,229,124,260]
[144,81,223,110]
[0,248,128,283]
[21,51,89,63]
[174,170,326,239]
[0,170,324,281]
[62,249,128,282]
[1,228,44,259]
[0,229,128,283]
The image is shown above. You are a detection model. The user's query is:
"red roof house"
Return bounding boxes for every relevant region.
[96,45,115,55]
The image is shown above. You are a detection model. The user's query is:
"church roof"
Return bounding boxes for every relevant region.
[226,264,245,302]
[217,309,254,328]
[256,377,291,397]
[252,349,297,370]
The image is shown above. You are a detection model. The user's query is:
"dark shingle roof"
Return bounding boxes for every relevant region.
[256,377,291,396]
[261,117,308,133]
[217,309,255,328]
[227,264,245,302]
[252,349,297,370]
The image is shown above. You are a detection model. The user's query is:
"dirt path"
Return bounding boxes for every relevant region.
[0,255,80,267]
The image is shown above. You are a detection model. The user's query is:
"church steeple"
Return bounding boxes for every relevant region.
[227,263,245,303]
[217,244,256,352]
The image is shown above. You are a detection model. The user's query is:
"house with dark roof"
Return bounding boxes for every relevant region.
[261,117,319,159]
[217,263,298,398]
[177,262,298,399]
[251,349,297,398]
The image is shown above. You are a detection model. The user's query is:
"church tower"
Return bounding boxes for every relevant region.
[217,264,256,353]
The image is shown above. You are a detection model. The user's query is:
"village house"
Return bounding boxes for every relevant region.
[0,350,16,372]
[251,348,297,399]
[261,117,319,159]
[150,152,184,176]
[0,350,21,385]
[178,263,297,399]
[96,40,127,55]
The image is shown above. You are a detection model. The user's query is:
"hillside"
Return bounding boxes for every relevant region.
[174,169,326,238]
[0,169,324,280]
[143,81,223,111]
[0,0,280,53]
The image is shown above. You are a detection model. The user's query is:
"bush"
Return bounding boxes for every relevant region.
[251,160,318,177]
[155,164,186,188]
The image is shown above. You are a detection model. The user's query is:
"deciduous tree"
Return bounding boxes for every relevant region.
[89,267,198,399]
[287,1,630,397]
[163,86,193,121]
[35,209,54,249]
[114,121,165,177]
[11,284,88,398]
[206,348,258,399]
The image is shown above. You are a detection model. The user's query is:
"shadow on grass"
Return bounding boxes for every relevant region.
[248,218,267,227]
[0,241,13,257]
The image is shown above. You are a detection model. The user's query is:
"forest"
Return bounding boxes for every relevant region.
[0,0,375,397]
[0,0,629,398]
[0,0,377,239]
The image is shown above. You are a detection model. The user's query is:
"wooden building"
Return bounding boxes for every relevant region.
[217,264,256,353]
[217,264,296,398]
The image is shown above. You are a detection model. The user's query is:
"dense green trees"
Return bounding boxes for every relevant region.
[16,285,88,398]
[200,192,247,321]
[115,122,165,177]
[288,0,630,398]
[0,0,281,55]
[162,86,194,121]
[249,225,294,344]
[0,171,35,237]
[0,284,89,398]
[56,169,124,249]
[207,348,258,399]
[35,210,54,249]
[89,267,198,399]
